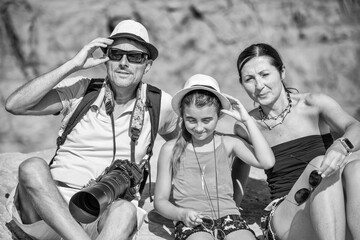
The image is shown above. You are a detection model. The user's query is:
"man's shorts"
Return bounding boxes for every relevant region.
[6,187,147,240]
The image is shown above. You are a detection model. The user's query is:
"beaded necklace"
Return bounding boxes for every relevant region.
[258,91,292,130]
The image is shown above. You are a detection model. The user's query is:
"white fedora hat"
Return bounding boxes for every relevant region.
[105,19,158,60]
[172,74,231,116]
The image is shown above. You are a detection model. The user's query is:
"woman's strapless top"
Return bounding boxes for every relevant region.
[266,134,333,199]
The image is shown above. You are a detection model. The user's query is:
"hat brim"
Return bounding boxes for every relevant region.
[102,33,158,60]
[171,86,231,116]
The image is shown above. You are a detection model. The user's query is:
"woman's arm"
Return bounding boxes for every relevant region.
[222,94,275,169]
[307,93,360,177]
[154,141,203,226]
[225,124,274,169]
[239,119,275,169]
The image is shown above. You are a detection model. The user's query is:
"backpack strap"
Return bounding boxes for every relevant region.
[56,78,104,146]
[145,84,161,159]
[138,84,161,199]
[50,78,104,165]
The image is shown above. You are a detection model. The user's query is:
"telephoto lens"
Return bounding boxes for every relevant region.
[69,160,143,223]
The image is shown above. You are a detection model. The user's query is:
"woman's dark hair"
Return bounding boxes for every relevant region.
[236,43,284,84]
[170,90,221,176]
[236,43,298,94]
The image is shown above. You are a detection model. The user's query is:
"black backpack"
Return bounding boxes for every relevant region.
[53,78,161,195]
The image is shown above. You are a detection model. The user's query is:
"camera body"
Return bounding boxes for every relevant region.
[69,159,144,223]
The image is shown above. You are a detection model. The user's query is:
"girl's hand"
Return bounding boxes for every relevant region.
[181,209,203,227]
[221,94,252,123]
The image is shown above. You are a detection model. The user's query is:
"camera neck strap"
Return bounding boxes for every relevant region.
[107,82,157,201]
[105,81,146,164]
[104,80,116,163]
[129,84,145,163]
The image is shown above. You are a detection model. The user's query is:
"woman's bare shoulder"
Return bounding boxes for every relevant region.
[302,92,335,107]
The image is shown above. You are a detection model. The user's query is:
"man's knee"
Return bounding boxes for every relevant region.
[100,200,137,225]
[98,200,137,234]
[109,200,137,219]
[18,157,49,185]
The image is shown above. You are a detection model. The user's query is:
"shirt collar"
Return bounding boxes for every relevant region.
[90,81,146,112]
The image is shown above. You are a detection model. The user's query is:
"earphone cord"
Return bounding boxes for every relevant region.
[213,137,220,219]
[192,135,220,220]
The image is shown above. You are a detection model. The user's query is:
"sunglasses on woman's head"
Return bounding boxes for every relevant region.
[107,49,148,64]
[290,155,323,205]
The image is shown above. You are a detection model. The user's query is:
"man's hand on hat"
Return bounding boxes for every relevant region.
[221,94,251,123]
[71,38,113,70]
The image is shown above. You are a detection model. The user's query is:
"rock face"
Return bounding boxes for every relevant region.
[0,0,360,238]
[1,0,360,153]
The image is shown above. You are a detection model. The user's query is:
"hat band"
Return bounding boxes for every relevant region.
[191,84,217,91]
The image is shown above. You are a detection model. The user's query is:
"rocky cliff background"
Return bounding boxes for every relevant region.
[0,0,360,239]
[1,0,360,153]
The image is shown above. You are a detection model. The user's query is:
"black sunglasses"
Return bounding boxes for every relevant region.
[290,155,323,205]
[107,49,148,64]
[200,217,226,240]
[294,170,322,205]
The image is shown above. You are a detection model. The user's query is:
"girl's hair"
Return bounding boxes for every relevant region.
[236,43,297,93]
[171,90,221,176]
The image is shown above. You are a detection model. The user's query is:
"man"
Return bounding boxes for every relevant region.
[5,19,178,240]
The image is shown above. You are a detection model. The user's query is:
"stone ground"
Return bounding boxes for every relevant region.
[0,146,270,240]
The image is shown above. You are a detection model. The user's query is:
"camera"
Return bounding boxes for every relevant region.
[69,159,144,223]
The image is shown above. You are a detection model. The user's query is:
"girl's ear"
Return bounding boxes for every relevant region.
[281,65,286,80]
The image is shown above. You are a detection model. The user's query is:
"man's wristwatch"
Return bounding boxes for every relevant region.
[336,137,354,156]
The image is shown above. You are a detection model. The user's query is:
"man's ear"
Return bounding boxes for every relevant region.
[144,60,153,74]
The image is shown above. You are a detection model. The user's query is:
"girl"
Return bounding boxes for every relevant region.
[154,74,275,240]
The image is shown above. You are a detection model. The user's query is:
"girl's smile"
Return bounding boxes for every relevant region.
[183,104,219,145]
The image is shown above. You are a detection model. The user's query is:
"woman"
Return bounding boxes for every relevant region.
[154,74,275,240]
[234,43,360,240]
